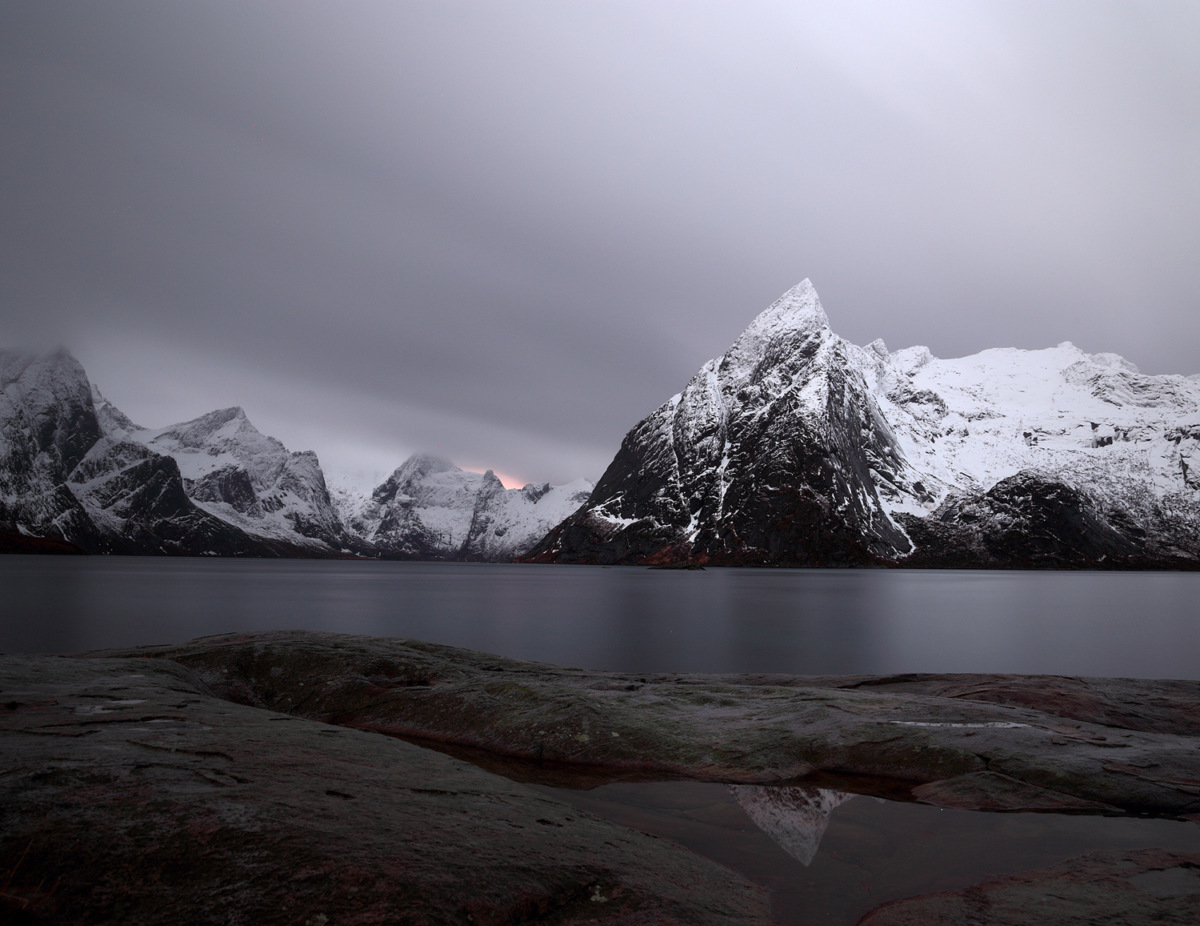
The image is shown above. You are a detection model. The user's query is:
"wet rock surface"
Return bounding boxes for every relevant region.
[856,848,1200,925]
[9,631,1200,924]
[0,654,771,925]
[98,631,1200,820]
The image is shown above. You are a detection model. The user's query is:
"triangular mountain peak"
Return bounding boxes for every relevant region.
[739,279,829,341]
[719,280,833,378]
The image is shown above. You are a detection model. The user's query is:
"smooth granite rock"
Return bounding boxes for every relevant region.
[99,631,1200,819]
[0,654,771,925]
[12,631,1200,924]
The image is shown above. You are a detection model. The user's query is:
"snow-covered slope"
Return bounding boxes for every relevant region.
[464,476,595,561]
[127,407,361,555]
[873,340,1200,562]
[67,435,268,556]
[91,384,141,439]
[342,453,593,561]
[529,281,1200,568]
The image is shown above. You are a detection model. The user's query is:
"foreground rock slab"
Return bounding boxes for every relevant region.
[104,631,1200,819]
[857,848,1200,926]
[0,655,771,925]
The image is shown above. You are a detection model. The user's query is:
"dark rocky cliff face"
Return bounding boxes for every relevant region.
[189,464,259,513]
[527,282,929,566]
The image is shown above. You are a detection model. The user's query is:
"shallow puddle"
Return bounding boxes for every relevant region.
[524,779,1200,926]
[397,736,1200,924]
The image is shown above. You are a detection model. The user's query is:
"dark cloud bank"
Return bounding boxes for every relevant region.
[3,1,1197,487]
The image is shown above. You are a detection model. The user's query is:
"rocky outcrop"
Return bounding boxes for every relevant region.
[99,631,1200,820]
[7,633,1200,924]
[526,281,1200,568]
[0,653,771,926]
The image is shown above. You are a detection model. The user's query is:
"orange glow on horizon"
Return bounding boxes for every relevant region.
[463,468,527,490]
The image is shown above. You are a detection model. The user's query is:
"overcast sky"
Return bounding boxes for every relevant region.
[3,1,1198,489]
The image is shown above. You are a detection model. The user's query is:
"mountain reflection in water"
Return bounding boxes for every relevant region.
[730,785,856,866]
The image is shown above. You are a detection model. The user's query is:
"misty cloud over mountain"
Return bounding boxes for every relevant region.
[3,3,1198,487]
[5,281,1198,567]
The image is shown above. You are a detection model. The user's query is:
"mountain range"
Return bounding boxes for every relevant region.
[0,349,591,560]
[526,280,1200,568]
[4,280,1198,567]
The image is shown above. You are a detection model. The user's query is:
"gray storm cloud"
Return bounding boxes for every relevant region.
[2,1,1197,487]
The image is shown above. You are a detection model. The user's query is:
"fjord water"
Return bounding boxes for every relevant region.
[2,556,1198,678]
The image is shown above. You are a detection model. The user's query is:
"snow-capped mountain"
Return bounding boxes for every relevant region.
[2,348,590,560]
[1,349,109,551]
[340,453,593,561]
[8,285,1199,568]
[66,433,268,556]
[2,351,269,555]
[123,406,363,555]
[527,280,1200,568]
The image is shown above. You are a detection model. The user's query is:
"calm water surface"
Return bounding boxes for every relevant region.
[2,556,1198,678]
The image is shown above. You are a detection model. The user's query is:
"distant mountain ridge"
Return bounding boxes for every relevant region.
[526,280,1200,568]
[0,349,591,559]
[6,280,1199,567]
[336,453,593,561]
